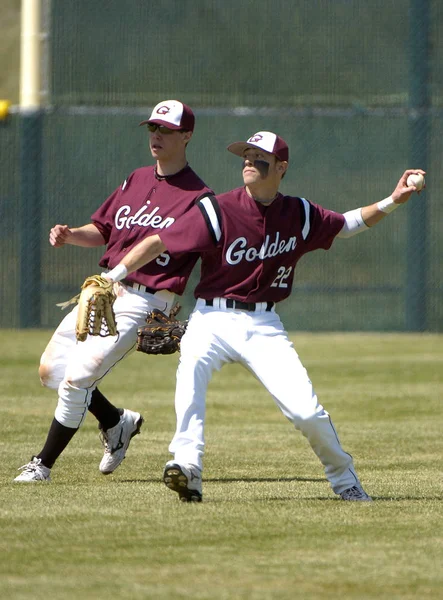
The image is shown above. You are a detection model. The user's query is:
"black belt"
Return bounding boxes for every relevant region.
[122,279,157,295]
[205,299,274,312]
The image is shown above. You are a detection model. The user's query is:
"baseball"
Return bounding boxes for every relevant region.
[406,173,425,191]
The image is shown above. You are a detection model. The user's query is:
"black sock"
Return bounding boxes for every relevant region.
[37,418,78,469]
[88,388,121,431]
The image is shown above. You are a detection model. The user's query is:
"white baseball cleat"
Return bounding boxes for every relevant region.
[14,457,51,482]
[99,409,144,474]
[163,461,202,502]
[340,485,372,502]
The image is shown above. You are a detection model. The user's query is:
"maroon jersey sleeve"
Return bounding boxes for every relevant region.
[301,199,345,251]
[159,194,218,255]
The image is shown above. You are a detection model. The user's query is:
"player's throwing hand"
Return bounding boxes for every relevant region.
[391,169,426,204]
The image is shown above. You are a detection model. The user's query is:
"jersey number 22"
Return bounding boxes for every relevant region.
[271,266,292,288]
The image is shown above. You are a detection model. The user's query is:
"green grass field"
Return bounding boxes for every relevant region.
[0,330,442,600]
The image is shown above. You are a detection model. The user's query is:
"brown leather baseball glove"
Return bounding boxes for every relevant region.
[136,304,187,355]
[74,275,117,342]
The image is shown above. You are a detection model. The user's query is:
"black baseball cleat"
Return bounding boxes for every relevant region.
[339,485,372,502]
[163,461,202,502]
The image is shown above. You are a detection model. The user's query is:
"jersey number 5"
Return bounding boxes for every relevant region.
[156,253,170,267]
[271,266,292,288]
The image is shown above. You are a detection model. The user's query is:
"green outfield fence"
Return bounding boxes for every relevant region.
[1,0,442,331]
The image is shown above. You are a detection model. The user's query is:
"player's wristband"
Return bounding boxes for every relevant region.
[377,196,399,214]
[105,264,128,282]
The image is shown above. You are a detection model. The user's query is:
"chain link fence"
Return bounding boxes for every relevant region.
[1,0,441,330]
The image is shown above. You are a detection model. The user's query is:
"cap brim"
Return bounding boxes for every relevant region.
[139,118,182,129]
[227,140,289,162]
[227,141,255,157]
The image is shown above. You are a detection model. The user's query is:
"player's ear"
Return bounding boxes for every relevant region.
[277,160,288,178]
[182,130,193,144]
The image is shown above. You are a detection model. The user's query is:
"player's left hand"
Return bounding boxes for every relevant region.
[76,275,118,342]
[136,305,187,355]
[391,169,426,204]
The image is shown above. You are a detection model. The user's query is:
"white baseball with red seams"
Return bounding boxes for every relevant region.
[406,173,425,191]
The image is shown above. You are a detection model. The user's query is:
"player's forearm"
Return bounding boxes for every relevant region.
[352,196,401,228]
[338,197,399,238]
[361,199,397,227]
[106,234,167,281]
[68,224,106,247]
[122,234,166,272]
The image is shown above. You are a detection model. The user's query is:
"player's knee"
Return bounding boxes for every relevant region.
[290,412,313,428]
[290,407,329,430]
[63,372,97,390]
[38,361,60,389]
[63,355,106,390]
[38,362,49,385]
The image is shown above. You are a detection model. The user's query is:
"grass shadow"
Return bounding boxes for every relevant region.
[116,475,325,484]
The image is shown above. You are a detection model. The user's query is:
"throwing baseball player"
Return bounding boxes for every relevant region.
[14,100,213,482]
[104,131,425,502]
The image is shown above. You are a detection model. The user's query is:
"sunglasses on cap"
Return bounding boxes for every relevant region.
[147,123,181,134]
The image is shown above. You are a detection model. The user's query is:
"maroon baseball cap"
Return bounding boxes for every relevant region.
[139,100,195,131]
[227,131,289,162]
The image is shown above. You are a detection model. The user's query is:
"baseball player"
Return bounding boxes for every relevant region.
[14,100,213,482]
[105,131,425,502]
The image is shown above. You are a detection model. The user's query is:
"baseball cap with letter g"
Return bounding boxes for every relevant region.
[227,131,289,162]
[140,100,195,131]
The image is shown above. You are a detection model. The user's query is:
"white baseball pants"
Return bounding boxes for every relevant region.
[39,283,175,429]
[169,299,362,494]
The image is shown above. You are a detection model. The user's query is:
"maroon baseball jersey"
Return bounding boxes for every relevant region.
[159,186,345,303]
[92,165,212,294]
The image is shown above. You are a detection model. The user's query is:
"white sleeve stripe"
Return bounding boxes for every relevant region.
[200,196,222,242]
[300,198,311,240]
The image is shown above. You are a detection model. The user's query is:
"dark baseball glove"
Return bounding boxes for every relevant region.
[136,304,188,355]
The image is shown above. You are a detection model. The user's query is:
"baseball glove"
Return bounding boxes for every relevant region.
[74,275,118,342]
[136,304,187,355]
